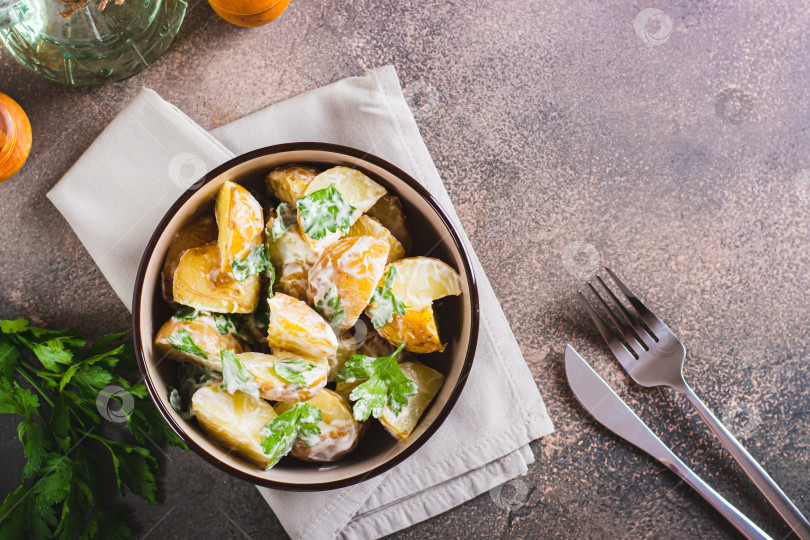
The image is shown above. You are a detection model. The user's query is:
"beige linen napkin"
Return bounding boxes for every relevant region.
[47,66,554,539]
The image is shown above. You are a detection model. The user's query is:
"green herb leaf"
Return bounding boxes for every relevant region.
[1,318,28,334]
[102,440,158,505]
[172,307,209,322]
[254,288,274,329]
[368,266,407,328]
[259,403,321,469]
[230,245,271,282]
[269,202,296,241]
[335,342,416,421]
[167,330,208,359]
[0,335,21,380]
[214,314,254,344]
[273,358,317,387]
[315,284,346,327]
[219,349,260,399]
[297,183,355,240]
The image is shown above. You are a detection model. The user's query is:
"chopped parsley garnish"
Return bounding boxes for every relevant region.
[269,202,296,241]
[172,306,210,321]
[167,330,208,360]
[296,183,355,240]
[315,284,346,327]
[259,403,321,469]
[214,314,254,345]
[273,358,317,387]
[335,342,416,421]
[219,350,260,400]
[367,266,406,328]
[230,245,271,282]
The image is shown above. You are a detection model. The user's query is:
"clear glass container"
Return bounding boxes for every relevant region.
[0,0,186,86]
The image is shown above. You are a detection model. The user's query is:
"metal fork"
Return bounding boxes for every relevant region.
[579,267,810,540]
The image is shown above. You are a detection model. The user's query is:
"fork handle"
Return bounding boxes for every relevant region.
[675,381,810,539]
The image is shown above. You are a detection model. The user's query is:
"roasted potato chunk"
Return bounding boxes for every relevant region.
[265,165,319,207]
[173,242,261,313]
[297,166,387,253]
[367,193,412,254]
[191,384,278,467]
[215,180,264,273]
[346,215,405,264]
[265,293,338,358]
[376,305,445,353]
[379,362,444,440]
[161,214,218,304]
[306,236,389,330]
[238,350,328,402]
[154,314,246,370]
[276,389,364,462]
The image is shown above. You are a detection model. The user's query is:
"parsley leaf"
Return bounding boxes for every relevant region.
[214,314,255,344]
[167,330,208,359]
[368,266,407,328]
[259,403,321,469]
[220,350,260,399]
[273,358,317,387]
[1,318,28,334]
[173,306,209,321]
[335,342,416,421]
[253,287,274,330]
[297,183,355,240]
[315,284,346,327]
[269,202,296,241]
[231,245,272,282]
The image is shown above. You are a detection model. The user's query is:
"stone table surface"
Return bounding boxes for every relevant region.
[2,0,810,538]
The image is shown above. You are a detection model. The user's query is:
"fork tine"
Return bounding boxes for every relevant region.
[603,267,664,336]
[577,291,638,367]
[587,281,648,353]
[594,275,653,348]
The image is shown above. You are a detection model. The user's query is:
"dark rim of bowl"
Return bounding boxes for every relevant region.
[132,142,480,491]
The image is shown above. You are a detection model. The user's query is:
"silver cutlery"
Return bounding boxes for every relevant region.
[564,345,771,540]
[578,267,810,539]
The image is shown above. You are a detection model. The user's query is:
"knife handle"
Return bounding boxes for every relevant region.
[659,451,772,540]
[675,382,810,539]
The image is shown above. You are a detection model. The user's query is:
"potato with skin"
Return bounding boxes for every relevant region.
[345,215,405,264]
[215,180,264,272]
[265,293,338,358]
[379,362,444,440]
[161,214,218,304]
[266,218,317,302]
[376,305,445,354]
[238,350,328,402]
[191,384,278,468]
[297,166,387,253]
[276,389,365,462]
[154,315,246,371]
[306,236,389,330]
[173,242,260,313]
[265,165,319,207]
[367,193,412,254]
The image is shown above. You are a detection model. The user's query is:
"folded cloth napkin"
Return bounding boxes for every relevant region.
[47,66,554,539]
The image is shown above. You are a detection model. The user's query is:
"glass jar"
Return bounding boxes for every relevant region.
[0,92,32,183]
[0,0,187,87]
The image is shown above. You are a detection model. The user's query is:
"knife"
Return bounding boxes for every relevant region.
[564,345,772,540]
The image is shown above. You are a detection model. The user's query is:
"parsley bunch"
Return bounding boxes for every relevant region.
[0,318,187,539]
[335,342,417,421]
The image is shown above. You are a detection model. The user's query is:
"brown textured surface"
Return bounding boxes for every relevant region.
[1,0,809,538]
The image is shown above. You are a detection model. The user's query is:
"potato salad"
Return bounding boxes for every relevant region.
[155,165,463,469]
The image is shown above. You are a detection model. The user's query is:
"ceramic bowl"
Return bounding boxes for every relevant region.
[132,143,479,490]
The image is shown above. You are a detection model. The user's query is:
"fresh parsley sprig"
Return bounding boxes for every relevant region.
[315,284,346,327]
[214,314,255,345]
[259,403,321,469]
[335,342,416,421]
[297,183,355,240]
[167,330,208,359]
[367,267,407,328]
[0,318,187,539]
[172,306,210,322]
[219,350,260,400]
[273,358,317,387]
